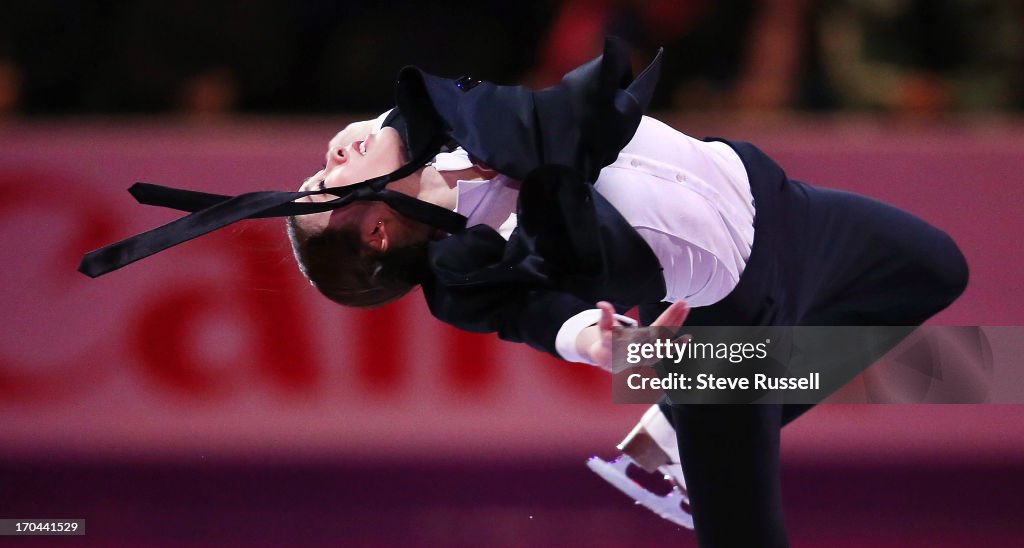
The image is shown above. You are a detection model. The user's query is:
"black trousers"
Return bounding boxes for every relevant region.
[640,141,969,548]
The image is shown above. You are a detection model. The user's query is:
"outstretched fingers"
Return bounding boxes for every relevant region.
[591,301,689,371]
[597,301,617,333]
[585,301,618,370]
[652,300,690,327]
[597,301,617,350]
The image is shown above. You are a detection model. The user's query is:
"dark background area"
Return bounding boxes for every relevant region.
[1,0,1021,117]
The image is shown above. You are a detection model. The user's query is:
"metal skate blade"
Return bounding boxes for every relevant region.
[587,456,694,529]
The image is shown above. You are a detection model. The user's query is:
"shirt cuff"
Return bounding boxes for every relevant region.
[555,309,639,365]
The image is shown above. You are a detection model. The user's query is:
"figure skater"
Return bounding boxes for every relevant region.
[299,114,697,528]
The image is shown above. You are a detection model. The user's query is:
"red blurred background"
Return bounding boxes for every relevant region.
[2,116,1022,546]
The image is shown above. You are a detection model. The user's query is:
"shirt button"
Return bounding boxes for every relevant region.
[630,159,640,168]
[675,173,686,182]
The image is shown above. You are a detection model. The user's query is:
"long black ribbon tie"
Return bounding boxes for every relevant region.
[78,134,467,278]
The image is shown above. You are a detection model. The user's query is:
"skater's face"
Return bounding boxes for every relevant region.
[292,122,409,236]
[299,123,408,197]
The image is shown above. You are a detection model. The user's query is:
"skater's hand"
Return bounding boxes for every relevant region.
[579,301,690,372]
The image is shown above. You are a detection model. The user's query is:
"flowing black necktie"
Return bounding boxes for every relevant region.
[78,130,467,278]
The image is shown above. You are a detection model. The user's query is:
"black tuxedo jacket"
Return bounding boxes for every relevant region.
[389,39,669,357]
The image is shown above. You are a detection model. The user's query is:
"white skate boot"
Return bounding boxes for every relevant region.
[587,405,693,529]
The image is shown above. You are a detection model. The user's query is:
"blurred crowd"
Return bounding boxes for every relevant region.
[1,0,1022,118]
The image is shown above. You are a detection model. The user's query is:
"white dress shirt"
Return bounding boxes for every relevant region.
[373,112,755,365]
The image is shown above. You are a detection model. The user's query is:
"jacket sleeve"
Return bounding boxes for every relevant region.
[394,37,663,184]
[420,276,605,360]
